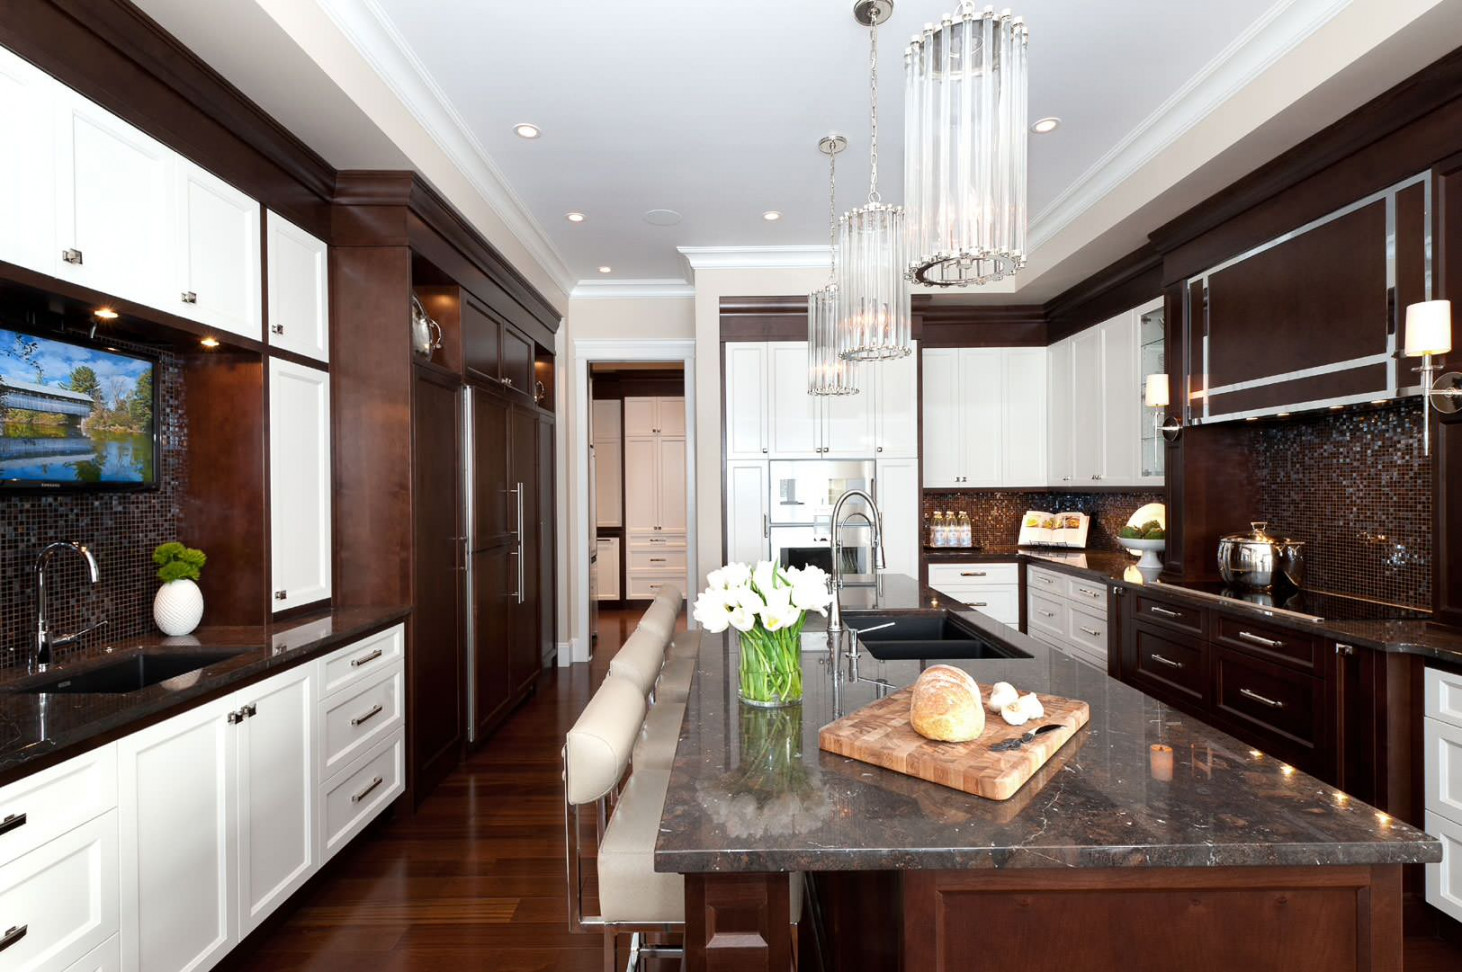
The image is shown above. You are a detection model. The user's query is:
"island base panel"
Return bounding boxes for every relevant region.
[684,872,794,972]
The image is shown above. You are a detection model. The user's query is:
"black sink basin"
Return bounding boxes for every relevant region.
[14,650,251,694]
[844,612,1032,662]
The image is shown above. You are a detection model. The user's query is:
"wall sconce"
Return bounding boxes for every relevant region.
[1404,299,1457,455]
[1145,373,1182,441]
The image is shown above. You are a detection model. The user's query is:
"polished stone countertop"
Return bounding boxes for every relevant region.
[0,605,409,786]
[654,577,1440,873]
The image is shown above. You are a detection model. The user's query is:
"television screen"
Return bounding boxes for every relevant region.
[0,327,158,488]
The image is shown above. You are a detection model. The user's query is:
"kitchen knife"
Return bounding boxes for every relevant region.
[989,723,1063,752]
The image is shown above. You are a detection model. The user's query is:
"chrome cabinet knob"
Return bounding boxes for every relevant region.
[182,291,198,304]
[61,248,83,265]
[271,324,284,335]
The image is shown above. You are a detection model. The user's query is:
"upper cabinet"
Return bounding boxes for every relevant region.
[0,46,54,274]
[1137,299,1166,480]
[464,294,535,395]
[870,346,919,458]
[266,211,329,362]
[269,358,332,612]
[725,343,769,458]
[176,160,262,341]
[922,347,1045,488]
[624,396,684,438]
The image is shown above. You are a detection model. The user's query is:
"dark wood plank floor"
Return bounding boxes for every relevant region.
[229,607,1462,971]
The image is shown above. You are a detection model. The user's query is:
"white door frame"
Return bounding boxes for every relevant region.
[572,339,697,664]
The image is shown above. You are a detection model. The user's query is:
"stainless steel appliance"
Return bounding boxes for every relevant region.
[1216,521,1306,590]
[769,460,877,583]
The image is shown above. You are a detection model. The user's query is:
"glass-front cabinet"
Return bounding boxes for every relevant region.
[1137,297,1165,482]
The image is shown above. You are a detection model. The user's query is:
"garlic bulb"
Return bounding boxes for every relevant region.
[1016,692,1045,720]
[987,681,1018,712]
[1000,700,1030,726]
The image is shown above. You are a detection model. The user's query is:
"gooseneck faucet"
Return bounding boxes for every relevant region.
[826,488,886,639]
[34,541,105,673]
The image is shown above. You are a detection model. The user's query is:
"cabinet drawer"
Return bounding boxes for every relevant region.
[928,562,1018,588]
[1425,716,1462,825]
[1025,566,1063,595]
[0,810,118,972]
[1425,809,1462,924]
[319,624,404,699]
[936,585,1018,625]
[1133,594,1204,635]
[628,548,687,573]
[1214,615,1321,674]
[1212,647,1324,759]
[1027,591,1067,637]
[1064,577,1108,614]
[322,729,404,862]
[627,576,682,600]
[1132,626,1206,702]
[0,745,116,867]
[1066,606,1108,659]
[62,932,118,972]
[322,663,404,781]
[1426,667,1462,730]
[628,531,686,550]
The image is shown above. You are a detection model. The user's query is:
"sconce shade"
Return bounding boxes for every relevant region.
[1144,373,1170,408]
[1405,300,1452,356]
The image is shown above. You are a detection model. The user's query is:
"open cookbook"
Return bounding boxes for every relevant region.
[1017,510,1090,549]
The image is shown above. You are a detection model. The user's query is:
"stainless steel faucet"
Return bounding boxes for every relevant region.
[826,488,885,638]
[34,541,105,673]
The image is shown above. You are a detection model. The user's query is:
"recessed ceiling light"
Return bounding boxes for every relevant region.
[513,123,541,139]
[644,209,682,226]
[597,266,612,274]
[200,336,220,349]
[762,210,783,221]
[565,211,586,223]
[93,307,118,320]
[1030,116,1061,134]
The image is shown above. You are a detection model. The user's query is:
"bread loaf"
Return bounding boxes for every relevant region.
[909,665,985,742]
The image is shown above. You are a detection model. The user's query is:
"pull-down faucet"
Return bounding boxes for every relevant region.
[826,488,885,639]
[33,542,105,673]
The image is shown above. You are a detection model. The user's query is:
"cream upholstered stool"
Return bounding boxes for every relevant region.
[607,626,669,698]
[636,586,683,642]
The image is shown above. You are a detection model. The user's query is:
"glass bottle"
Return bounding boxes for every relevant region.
[958,511,972,548]
[927,511,942,547]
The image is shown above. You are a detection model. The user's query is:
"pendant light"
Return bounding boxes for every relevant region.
[837,0,912,362]
[905,3,1030,286]
[809,135,859,396]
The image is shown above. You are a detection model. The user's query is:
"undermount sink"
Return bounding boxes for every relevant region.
[844,612,1033,662]
[14,650,252,694]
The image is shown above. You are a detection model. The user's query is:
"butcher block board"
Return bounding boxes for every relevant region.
[818,688,1089,801]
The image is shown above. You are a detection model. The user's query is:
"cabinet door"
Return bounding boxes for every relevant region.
[726,459,769,565]
[0,813,117,972]
[1136,298,1166,483]
[236,665,316,935]
[269,358,332,612]
[623,397,658,437]
[471,545,516,739]
[472,388,513,548]
[509,406,540,696]
[54,88,173,308]
[875,457,919,579]
[724,343,769,458]
[500,325,533,395]
[1100,311,1139,486]
[1047,339,1075,486]
[657,436,688,533]
[655,397,686,437]
[265,211,329,362]
[118,694,237,972]
[623,436,660,532]
[959,349,1003,486]
[875,342,919,458]
[0,45,55,275]
[463,296,502,385]
[1071,327,1104,484]
[1002,348,1047,487]
[768,342,820,457]
[823,380,872,457]
[593,431,623,529]
[921,348,962,487]
[175,159,262,340]
[595,537,621,600]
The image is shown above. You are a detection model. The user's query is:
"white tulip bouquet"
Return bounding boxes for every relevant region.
[693,561,833,706]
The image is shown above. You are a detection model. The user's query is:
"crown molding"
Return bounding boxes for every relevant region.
[314,0,576,298]
[677,245,832,272]
[1027,0,1353,252]
[570,279,695,300]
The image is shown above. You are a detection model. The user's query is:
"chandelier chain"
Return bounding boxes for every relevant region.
[827,146,838,281]
[867,16,880,204]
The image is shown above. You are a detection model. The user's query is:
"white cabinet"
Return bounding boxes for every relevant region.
[960,350,1003,486]
[726,459,770,565]
[875,457,919,580]
[623,396,683,438]
[269,358,332,612]
[63,933,120,972]
[0,44,55,275]
[926,562,1020,627]
[594,537,621,601]
[174,159,262,341]
[1100,313,1139,484]
[922,347,1044,487]
[1048,308,1154,487]
[1047,340,1075,486]
[1003,348,1047,487]
[921,349,961,487]
[871,344,919,458]
[1025,564,1109,670]
[724,343,769,458]
[0,812,119,972]
[53,87,173,308]
[591,400,622,528]
[266,211,330,362]
[624,435,686,534]
[767,343,821,457]
[1426,666,1462,925]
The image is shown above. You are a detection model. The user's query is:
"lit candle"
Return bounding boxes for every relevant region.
[1150,744,1174,782]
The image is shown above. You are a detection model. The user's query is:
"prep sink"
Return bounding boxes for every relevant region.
[13,650,251,694]
[844,612,1032,662]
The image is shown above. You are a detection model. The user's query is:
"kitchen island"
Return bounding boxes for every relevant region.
[654,575,1440,971]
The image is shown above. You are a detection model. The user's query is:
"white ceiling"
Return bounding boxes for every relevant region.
[361,0,1278,289]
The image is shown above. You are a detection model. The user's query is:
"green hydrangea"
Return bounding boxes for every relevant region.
[154,541,206,583]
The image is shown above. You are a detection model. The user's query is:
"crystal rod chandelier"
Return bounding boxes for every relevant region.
[837,0,912,362]
[808,135,858,397]
[904,2,1030,287]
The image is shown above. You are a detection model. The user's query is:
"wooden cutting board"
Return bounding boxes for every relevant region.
[818,687,1089,801]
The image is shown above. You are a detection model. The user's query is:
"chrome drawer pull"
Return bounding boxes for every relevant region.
[1080,589,1102,599]
[351,648,383,668]
[0,813,26,837]
[970,602,988,607]
[1035,576,1053,585]
[351,776,384,803]
[1239,687,1284,709]
[1237,631,1282,648]
[1151,653,1184,669]
[350,703,384,727]
[1149,606,1180,618]
[959,571,986,577]
[1037,610,1056,618]
[649,558,666,563]
[0,924,27,953]
[1335,643,1355,656]
[1079,626,1101,637]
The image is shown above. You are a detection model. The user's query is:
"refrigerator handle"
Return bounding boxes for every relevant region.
[516,482,526,604]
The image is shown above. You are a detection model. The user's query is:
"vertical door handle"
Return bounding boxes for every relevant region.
[763,514,769,539]
[516,481,526,605]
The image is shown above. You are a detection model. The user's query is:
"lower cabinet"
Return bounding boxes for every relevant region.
[0,811,118,972]
[926,562,1019,627]
[1425,667,1462,924]
[1023,565,1109,670]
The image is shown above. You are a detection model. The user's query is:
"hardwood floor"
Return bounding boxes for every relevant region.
[227,606,1462,971]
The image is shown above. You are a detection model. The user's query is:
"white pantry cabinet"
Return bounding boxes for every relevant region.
[266,211,330,362]
[174,159,262,341]
[726,459,770,565]
[724,343,769,458]
[922,347,1045,488]
[623,396,684,438]
[269,358,332,612]
[0,44,55,275]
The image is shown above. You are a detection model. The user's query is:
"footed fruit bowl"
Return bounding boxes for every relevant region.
[1124,537,1165,571]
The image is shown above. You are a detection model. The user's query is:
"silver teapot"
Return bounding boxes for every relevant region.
[410,294,443,358]
[1217,522,1305,590]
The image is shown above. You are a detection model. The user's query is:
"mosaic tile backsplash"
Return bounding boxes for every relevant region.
[1249,399,1430,608]
[921,490,1166,552]
[0,340,185,671]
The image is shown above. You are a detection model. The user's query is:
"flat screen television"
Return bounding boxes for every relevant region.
[0,326,158,489]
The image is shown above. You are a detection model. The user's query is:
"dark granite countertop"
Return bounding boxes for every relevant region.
[654,577,1439,873]
[0,605,409,786]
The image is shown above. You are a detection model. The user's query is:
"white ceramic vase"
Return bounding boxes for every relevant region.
[154,578,204,636]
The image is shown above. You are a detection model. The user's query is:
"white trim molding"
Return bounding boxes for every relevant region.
[678,245,832,273]
[570,279,695,300]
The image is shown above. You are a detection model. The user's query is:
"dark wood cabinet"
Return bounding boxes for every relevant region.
[509,404,541,697]
[1129,624,1208,705]
[473,390,513,548]
[502,325,534,396]
[537,413,557,668]
[1211,645,1329,771]
[472,545,516,738]
[464,294,535,397]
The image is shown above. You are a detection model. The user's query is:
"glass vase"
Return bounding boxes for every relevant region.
[737,621,804,707]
